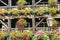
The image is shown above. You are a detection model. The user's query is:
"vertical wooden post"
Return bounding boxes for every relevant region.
[32,15,35,33]
[8,16,11,32]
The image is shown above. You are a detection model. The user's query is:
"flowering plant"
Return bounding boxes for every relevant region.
[48,0,58,6]
[9,8,20,15]
[49,7,57,13]
[0,9,8,15]
[23,30,33,37]
[52,32,60,40]
[49,7,57,16]
[16,18,27,30]
[19,9,25,15]
[10,31,23,38]
[23,30,33,40]
[23,8,33,15]
[32,31,50,40]
[16,0,27,5]
[0,31,7,38]
[36,7,46,15]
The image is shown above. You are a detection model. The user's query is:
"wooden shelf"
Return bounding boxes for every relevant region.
[0,14,60,19]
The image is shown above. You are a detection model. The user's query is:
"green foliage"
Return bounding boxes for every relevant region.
[16,19,27,27]
[9,8,20,15]
[10,31,23,38]
[17,0,27,5]
[41,35,50,40]
[48,0,57,6]
[37,7,46,15]
[15,31,23,37]
[52,36,60,40]
[49,7,57,13]
[19,9,25,15]
[0,31,7,38]
[32,34,50,40]
[32,35,38,40]
[53,20,58,25]
[23,30,33,37]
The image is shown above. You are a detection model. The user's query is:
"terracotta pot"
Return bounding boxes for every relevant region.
[17,5,24,9]
[51,13,57,17]
[0,37,2,40]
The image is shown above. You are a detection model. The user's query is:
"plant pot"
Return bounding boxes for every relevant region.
[19,13,24,15]
[12,13,19,16]
[17,5,24,9]
[0,37,2,40]
[38,37,42,40]
[30,11,34,15]
[5,13,11,16]
[5,13,9,16]
[0,14,5,16]
[44,12,49,15]
[51,13,57,17]
[24,37,30,40]
[24,12,31,15]
[49,5,57,7]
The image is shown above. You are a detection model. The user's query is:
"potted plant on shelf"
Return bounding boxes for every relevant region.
[16,18,27,31]
[32,31,50,40]
[48,0,58,7]
[36,7,46,16]
[9,8,20,16]
[16,0,27,9]
[10,31,23,40]
[23,30,33,40]
[49,7,57,16]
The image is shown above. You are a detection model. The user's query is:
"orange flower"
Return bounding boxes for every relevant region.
[0,9,4,14]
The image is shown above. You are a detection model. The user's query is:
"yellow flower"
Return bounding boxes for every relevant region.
[37,7,45,15]
[0,9,6,14]
[10,32,16,38]
[24,8,33,14]
[9,8,19,14]
[49,7,57,13]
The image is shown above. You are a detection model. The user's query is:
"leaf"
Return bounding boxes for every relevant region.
[17,0,27,5]
[32,35,38,40]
